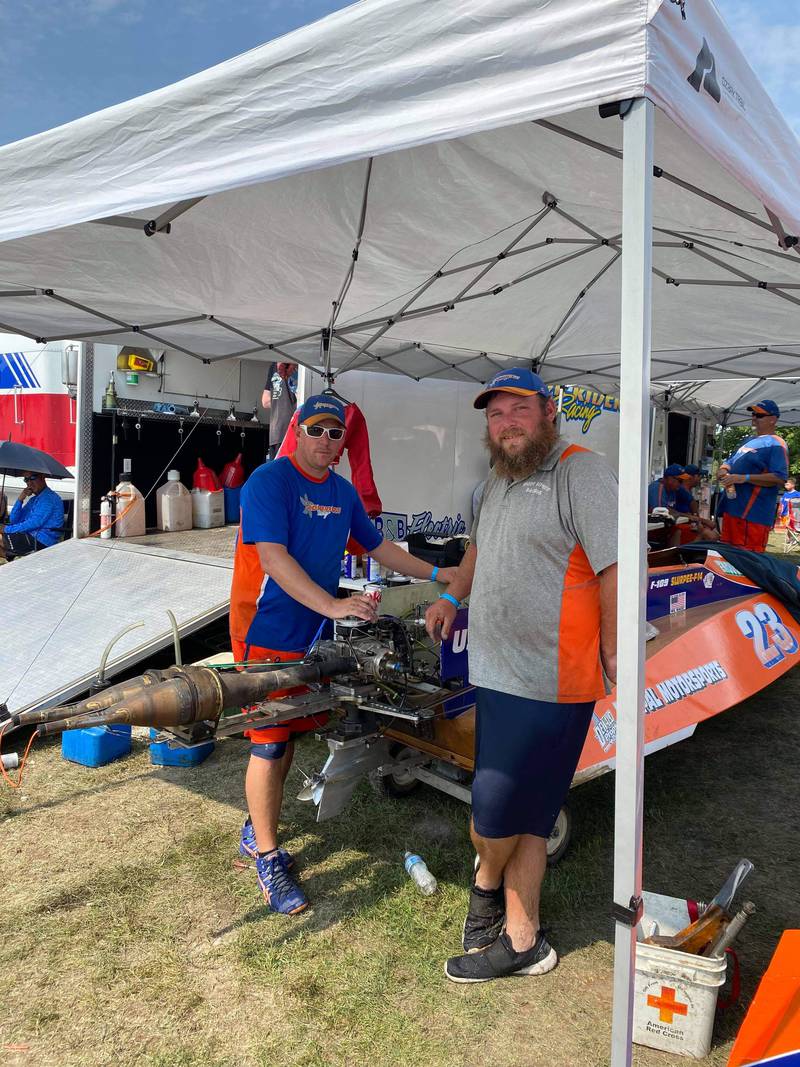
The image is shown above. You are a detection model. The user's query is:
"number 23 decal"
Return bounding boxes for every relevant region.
[735,602,799,669]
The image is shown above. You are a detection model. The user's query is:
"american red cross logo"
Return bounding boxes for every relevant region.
[647,985,689,1024]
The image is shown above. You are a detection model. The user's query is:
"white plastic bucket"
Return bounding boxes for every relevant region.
[633,893,728,1059]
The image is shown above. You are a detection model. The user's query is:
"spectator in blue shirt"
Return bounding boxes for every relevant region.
[717,399,788,552]
[648,464,693,514]
[0,472,64,560]
[779,477,800,522]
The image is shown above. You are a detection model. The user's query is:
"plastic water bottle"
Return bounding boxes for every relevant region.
[404,851,437,895]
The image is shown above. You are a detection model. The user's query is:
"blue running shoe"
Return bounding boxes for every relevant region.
[239,818,294,869]
[256,851,308,914]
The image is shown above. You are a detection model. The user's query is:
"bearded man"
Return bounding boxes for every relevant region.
[425,367,618,983]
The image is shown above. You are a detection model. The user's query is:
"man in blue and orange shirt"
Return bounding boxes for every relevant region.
[647,464,693,515]
[717,399,788,553]
[230,393,456,915]
[778,477,800,526]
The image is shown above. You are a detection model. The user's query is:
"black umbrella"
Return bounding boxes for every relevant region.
[0,440,74,479]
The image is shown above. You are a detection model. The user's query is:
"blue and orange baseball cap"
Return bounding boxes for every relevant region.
[681,464,701,477]
[663,464,684,478]
[747,399,780,418]
[297,394,346,426]
[473,367,552,409]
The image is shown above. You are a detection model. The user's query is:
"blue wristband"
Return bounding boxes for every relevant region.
[744,474,750,483]
[430,566,439,581]
[439,592,459,609]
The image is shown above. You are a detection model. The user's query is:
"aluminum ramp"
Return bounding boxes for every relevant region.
[0,537,233,716]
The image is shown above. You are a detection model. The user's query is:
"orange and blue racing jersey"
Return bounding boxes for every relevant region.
[718,434,788,527]
[647,479,693,513]
[229,455,382,652]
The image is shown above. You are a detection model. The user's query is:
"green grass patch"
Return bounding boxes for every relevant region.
[1,681,798,1065]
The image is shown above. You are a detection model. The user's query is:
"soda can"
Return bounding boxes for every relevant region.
[364,583,382,606]
[343,553,358,579]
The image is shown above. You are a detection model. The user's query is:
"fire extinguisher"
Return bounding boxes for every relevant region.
[100,496,113,539]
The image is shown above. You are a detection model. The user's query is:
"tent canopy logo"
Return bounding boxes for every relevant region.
[687,38,721,102]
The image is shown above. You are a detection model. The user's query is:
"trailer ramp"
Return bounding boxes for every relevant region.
[1,536,234,716]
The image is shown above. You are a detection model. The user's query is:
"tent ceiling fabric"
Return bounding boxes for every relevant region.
[0,0,799,401]
[665,364,800,424]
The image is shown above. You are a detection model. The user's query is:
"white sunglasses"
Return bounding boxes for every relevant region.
[300,422,345,441]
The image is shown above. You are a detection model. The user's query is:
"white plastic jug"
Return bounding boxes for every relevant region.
[156,470,192,532]
[191,487,224,529]
[114,477,145,537]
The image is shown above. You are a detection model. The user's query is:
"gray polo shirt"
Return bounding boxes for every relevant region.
[469,439,618,703]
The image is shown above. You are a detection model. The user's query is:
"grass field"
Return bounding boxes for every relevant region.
[2,531,798,1066]
[2,647,798,1067]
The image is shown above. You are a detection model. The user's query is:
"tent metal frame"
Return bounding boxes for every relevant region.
[2,116,800,392]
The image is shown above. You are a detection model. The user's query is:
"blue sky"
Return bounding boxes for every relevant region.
[0,0,351,146]
[0,0,797,146]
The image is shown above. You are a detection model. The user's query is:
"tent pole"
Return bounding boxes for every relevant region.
[74,342,95,539]
[610,96,653,1067]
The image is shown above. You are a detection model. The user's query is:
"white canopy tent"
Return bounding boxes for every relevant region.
[1,0,799,1061]
[663,369,800,425]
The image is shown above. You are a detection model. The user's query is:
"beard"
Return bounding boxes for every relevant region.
[484,419,559,481]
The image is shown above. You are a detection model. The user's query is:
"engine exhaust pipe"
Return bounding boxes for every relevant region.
[36,656,356,738]
[14,668,185,730]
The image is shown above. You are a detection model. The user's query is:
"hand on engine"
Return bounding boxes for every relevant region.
[328,594,379,623]
[425,597,458,641]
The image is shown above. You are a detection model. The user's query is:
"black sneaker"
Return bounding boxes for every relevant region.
[445,929,558,983]
[462,878,505,953]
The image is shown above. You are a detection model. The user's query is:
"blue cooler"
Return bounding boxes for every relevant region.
[149,729,215,767]
[223,486,241,524]
[62,724,132,768]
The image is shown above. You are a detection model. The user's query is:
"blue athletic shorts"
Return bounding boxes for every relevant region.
[471,687,595,839]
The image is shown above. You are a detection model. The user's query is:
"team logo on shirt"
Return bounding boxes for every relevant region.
[300,493,342,519]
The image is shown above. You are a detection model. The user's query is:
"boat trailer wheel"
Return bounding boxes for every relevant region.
[369,745,421,798]
[546,804,572,866]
